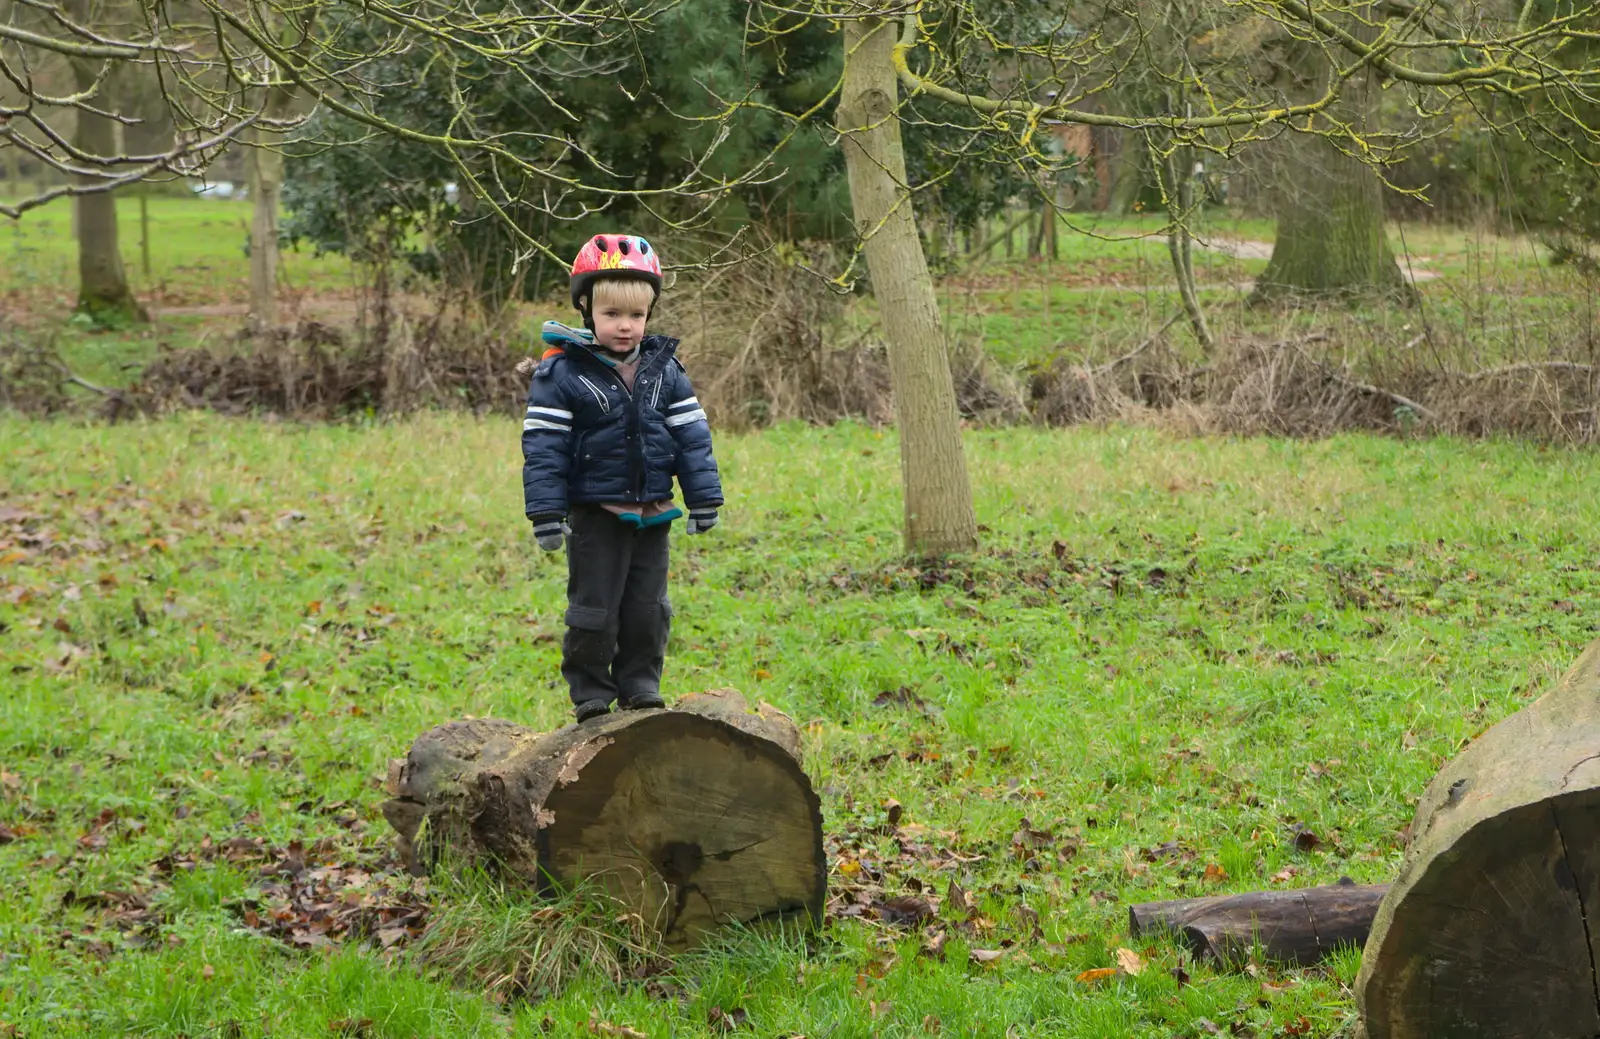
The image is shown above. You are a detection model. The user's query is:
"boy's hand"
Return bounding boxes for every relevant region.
[532,515,570,551]
[686,507,718,535]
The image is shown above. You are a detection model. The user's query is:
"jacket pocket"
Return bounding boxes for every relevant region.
[576,375,611,414]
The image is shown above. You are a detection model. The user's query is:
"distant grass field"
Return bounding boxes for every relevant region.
[1,194,354,310]
[7,195,1590,388]
[3,415,1597,1037]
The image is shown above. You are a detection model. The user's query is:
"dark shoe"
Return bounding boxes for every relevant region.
[574,699,612,723]
[618,692,665,711]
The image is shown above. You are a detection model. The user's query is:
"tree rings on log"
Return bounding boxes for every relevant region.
[381,690,825,948]
[1356,638,1600,1039]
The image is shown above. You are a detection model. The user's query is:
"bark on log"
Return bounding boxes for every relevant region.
[380,689,824,949]
[1356,638,1600,1039]
[1129,881,1390,966]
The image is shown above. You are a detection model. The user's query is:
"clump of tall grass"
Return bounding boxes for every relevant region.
[412,866,662,1002]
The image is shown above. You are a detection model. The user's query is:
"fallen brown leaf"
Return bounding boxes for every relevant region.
[1075,967,1118,986]
[874,895,933,928]
[1115,947,1144,976]
[707,1005,747,1032]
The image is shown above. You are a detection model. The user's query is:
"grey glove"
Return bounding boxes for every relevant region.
[686,507,719,535]
[532,515,570,551]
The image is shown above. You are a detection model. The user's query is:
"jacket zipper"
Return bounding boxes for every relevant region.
[579,348,666,498]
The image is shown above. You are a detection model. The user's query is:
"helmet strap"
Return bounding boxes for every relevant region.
[576,290,595,333]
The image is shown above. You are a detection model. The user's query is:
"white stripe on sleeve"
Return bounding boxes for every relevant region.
[665,408,708,428]
[526,406,573,419]
[523,418,571,432]
[666,396,699,412]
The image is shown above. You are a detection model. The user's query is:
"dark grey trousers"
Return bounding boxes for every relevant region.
[561,503,672,708]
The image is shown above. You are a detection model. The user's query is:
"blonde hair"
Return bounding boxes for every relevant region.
[590,278,657,313]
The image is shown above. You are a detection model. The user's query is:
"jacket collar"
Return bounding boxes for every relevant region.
[570,334,677,374]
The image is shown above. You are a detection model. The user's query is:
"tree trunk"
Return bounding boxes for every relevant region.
[69,56,146,326]
[3,142,20,193]
[247,136,285,330]
[1045,182,1060,260]
[835,15,977,557]
[1129,881,1389,966]
[1252,135,1408,302]
[247,43,298,333]
[1253,6,1408,303]
[1355,638,1600,1039]
[1162,146,1213,351]
[380,689,825,950]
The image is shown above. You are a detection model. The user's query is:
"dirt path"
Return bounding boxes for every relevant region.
[1197,236,1439,283]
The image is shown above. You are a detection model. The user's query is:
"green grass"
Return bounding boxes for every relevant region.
[3,414,1598,1037]
[2,194,354,308]
[938,211,1592,369]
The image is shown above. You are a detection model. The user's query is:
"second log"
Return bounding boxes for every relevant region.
[1129,881,1390,966]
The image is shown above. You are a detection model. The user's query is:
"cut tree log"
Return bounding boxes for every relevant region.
[380,689,824,948]
[1356,638,1600,1039]
[1129,880,1390,966]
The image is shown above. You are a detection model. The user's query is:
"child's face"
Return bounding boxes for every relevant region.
[591,297,648,354]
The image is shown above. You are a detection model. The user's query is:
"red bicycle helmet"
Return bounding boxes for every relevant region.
[569,234,663,316]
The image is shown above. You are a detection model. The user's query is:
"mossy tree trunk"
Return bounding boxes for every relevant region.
[68,40,147,326]
[1253,135,1408,302]
[835,14,978,558]
[1253,5,1408,304]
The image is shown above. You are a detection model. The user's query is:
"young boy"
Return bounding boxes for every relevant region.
[521,234,723,723]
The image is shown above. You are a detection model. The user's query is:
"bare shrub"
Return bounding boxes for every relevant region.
[0,331,75,417]
[1029,325,1600,444]
[0,331,141,420]
[136,311,526,418]
[656,239,1025,429]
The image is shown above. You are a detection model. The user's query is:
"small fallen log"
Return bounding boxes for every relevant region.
[1356,639,1600,1039]
[380,689,825,948]
[1129,880,1390,965]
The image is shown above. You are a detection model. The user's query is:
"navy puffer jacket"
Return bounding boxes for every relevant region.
[521,335,723,520]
